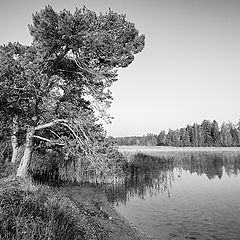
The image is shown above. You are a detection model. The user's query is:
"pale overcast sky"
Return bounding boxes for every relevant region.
[1,0,240,136]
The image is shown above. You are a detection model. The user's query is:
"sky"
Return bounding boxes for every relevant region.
[1,0,240,137]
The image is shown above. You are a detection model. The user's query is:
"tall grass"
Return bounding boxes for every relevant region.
[0,178,85,240]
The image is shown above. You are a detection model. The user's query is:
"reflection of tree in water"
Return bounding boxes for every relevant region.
[174,153,224,179]
[173,152,240,179]
[106,153,175,205]
[222,152,240,176]
[106,151,240,205]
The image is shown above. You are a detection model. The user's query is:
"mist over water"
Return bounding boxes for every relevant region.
[106,151,240,240]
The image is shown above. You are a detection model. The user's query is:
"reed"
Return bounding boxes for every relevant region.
[28,148,128,185]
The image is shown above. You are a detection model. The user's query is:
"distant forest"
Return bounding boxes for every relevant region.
[111,120,240,147]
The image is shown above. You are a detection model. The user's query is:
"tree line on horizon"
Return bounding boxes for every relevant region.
[111,120,240,147]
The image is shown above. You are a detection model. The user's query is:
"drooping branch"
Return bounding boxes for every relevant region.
[34,119,68,130]
[32,135,51,142]
[60,122,85,147]
[35,119,89,151]
[50,129,61,139]
[32,135,65,146]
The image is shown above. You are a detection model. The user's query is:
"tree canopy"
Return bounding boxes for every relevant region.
[0,6,145,181]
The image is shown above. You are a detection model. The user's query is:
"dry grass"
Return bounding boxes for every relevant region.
[0,177,85,240]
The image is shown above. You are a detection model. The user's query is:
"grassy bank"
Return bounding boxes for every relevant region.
[0,177,87,240]
[0,175,151,240]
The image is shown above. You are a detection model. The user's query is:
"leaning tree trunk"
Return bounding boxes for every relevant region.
[11,115,19,163]
[11,139,19,163]
[16,127,35,178]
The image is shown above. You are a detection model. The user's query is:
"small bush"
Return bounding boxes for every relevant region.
[0,178,85,240]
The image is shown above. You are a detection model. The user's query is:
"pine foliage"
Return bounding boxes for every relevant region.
[0,6,144,181]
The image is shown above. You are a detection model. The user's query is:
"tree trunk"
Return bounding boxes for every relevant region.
[16,127,35,178]
[11,144,19,163]
[11,115,19,163]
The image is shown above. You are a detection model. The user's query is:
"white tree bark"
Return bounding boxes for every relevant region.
[15,118,85,178]
[11,115,19,163]
[11,143,19,163]
[16,127,35,178]
[16,119,67,178]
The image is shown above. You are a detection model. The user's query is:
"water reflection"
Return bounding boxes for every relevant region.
[106,153,175,205]
[174,151,240,179]
[106,152,240,205]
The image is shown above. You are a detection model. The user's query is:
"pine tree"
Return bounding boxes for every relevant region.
[172,129,181,147]
[0,6,145,179]
[192,123,199,147]
[220,122,233,146]
[211,120,221,146]
[165,129,174,146]
[157,130,166,146]
[201,120,213,146]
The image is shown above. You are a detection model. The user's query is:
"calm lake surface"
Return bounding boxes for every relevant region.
[106,150,240,240]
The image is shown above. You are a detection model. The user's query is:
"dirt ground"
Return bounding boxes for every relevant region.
[59,185,152,240]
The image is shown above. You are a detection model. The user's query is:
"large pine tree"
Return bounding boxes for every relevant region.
[0,6,145,180]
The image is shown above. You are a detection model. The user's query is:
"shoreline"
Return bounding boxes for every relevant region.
[118,145,240,153]
[0,177,152,240]
[59,185,152,240]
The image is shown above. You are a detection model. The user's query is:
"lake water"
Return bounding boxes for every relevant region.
[106,151,240,240]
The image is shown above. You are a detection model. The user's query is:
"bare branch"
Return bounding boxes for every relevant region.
[76,124,89,140]
[60,122,84,146]
[33,135,51,142]
[35,119,90,152]
[35,119,68,130]
[50,129,61,139]
[33,135,65,146]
